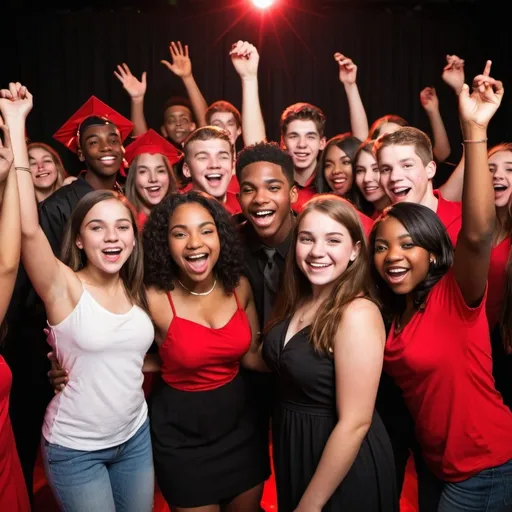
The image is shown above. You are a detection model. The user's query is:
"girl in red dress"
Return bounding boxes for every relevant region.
[0,119,30,511]
[370,63,512,511]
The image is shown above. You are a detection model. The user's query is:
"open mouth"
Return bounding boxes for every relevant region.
[385,267,409,284]
[306,261,332,271]
[364,185,379,193]
[250,209,276,228]
[36,172,51,179]
[204,173,225,188]
[102,247,122,262]
[145,185,162,198]
[494,184,508,193]
[184,253,209,274]
[99,156,118,166]
[293,152,309,160]
[391,187,411,199]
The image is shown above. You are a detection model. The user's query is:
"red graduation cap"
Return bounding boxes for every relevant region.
[53,96,134,153]
[124,129,183,167]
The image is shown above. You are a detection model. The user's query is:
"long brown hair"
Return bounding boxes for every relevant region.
[266,194,375,354]
[124,153,177,213]
[60,190,148,312]
[491,143,512,352]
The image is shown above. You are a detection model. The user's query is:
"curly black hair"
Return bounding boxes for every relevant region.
[369,202,454,326]
[143,191,245,292]
[236,141,295,186]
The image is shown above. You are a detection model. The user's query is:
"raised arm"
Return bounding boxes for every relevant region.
[295,299,385,512]
[420,87,451,163]
[0,121,20,325]
[442,54,466,97]
[161,41,208,127]
[454,61,504,305]
[114,63,148,137]
[334,53,369,141]
[231,41,266,146]
[0,83,72,310]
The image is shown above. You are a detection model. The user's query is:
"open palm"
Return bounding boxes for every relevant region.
[161,41,192,78]
[114,64,147,99]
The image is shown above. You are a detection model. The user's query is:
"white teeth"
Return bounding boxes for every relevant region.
[188,254,207,260]
[37,173,50,178]
[103,248,121,254]
[309,262,330,268]
[388,268,407,274]
[100,156,116,161]
[333,179,346,183]
[206,174,222,179]
[147,186,161,192]
[255,210,274,216]
[365,187,378,192]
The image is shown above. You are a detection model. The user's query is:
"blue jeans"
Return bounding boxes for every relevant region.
[41,418,154,512]
[438,459,512,511]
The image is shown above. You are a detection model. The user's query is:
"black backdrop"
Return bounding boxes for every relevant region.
[2,0,510,183]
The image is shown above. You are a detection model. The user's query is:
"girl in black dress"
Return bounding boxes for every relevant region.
[262,194,397,512]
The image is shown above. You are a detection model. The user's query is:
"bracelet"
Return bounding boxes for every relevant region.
[15,166,31,173]
[462,138,488,144]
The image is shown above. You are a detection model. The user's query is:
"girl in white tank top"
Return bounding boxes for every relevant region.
[8,87,155,512]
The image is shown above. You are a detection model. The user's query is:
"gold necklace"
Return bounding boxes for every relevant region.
[178,279,217,296]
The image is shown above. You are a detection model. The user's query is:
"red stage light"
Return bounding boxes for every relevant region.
[251,0,275,9]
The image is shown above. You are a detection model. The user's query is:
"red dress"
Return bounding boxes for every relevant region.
[0,357,30,511]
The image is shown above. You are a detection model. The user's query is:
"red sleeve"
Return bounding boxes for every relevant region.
[357,211,374,238]
[430,269,488,322]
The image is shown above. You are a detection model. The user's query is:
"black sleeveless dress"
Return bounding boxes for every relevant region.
[262,319,398,512]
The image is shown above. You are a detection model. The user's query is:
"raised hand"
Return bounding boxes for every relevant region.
[420,87,439,113]
[459,60,504,128]
[230,41,259,80]
[161,41,192,79]
[0,82,33,120]
[334,53,358,85]
[114,63,147,99]
[442,54,465,94]
[0,121,13,184]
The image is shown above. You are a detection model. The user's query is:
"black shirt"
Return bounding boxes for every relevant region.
[237,216,293,327]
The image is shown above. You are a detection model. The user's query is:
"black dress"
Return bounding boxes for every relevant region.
[263,320,398,512]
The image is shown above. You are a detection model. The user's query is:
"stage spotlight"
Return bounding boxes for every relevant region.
[251,0,275,9]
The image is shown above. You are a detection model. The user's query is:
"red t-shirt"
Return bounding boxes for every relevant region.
[227,174,240,194]
[224,191,241,215]
[487,237,512,329]
[434,190,461,246]
[292,172,317,213]
[384,270,512,482]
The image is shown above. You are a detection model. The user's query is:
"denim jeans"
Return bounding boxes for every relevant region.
[438,459,512,512]
[41,418,154,512]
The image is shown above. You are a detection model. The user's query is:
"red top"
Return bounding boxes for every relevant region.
[434,190,461,245]
[136,211,149,230]
[292,172,316,213]
[228,174,240,194]
[0,357,30,511]
[487,237,511,329]
[159,291,252,391]
[384,270,512,481]
[224,191,242,215]
[358,211,374,238]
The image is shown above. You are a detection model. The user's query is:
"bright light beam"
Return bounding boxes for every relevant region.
[252,0,275,10]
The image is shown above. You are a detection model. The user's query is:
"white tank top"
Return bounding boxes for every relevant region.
[42,284,155,450]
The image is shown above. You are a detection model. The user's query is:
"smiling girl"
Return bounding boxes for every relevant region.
[370,65,512,511]
[27,143,67,202]
[263,195,397,512]
[1,83,155,512]
[143,192,269,511]
[124,129,181,228]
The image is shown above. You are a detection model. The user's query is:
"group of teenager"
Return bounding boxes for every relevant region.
[0,38,511,512]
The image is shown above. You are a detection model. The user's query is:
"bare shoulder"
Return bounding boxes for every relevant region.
[146,287,172,317]
[337,298,385,345]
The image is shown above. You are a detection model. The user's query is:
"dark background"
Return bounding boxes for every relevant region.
[1,0,509,184]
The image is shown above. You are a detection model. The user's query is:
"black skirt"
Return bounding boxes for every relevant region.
[150,373,270,508]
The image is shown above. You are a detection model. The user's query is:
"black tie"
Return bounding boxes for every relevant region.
[262,247,279,325]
